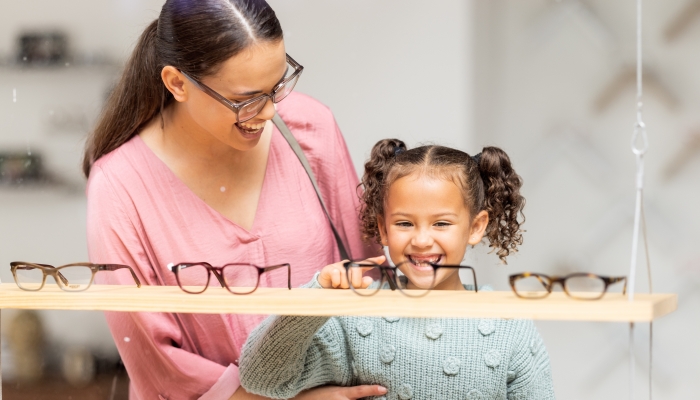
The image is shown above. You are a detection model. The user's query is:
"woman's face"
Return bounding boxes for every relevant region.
[377,173,487,290]
[183,40,287,151]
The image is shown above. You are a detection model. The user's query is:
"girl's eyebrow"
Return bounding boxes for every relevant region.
[390,212,459,218]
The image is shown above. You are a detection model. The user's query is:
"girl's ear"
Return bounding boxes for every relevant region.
[377,215,389,246]
[161,66,189,102]
[468,210,489,245]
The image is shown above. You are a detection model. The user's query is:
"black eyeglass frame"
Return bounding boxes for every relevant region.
[180,53,303,123]
[342,260,478,298]
[509,272,627,300]
[10,261,142,292]
[168,262,291,294]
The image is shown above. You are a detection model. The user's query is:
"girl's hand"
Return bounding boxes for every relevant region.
[318,256,386,289]
[294,385,388,400]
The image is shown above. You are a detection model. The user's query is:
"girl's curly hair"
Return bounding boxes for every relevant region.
[358,139,525,263]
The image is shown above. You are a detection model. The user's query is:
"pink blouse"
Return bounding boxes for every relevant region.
[86,92,376,400]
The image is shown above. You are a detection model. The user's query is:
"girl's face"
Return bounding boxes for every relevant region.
[377,173,488,290]
[168,40,288,152]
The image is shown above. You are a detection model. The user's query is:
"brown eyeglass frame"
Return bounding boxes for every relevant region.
[343,261,478,298]
[10,261,141,292]
[180,53,304,123]
[168,262,291,294]
[509,272,627,300]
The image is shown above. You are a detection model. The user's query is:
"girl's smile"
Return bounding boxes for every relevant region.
[378,173,488,290]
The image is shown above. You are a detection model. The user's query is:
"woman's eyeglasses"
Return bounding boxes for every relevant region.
[181,53,303,123]
[342,260,477,298]
[168,262,291,294]
[10,262,141,292]
[509,272,627,300]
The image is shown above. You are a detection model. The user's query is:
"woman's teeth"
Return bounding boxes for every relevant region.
[238,121,265,131]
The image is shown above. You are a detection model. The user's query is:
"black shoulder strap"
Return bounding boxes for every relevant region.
[272,113,350,261]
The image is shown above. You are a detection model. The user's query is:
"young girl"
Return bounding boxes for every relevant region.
[239,139,555,399]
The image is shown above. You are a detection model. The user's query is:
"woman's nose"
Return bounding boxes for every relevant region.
[256,97,276,121]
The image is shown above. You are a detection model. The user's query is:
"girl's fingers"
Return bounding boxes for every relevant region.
[361,276,373,289]
[331,268,341,288]
[349,267,363,289]
[363,255,386,265]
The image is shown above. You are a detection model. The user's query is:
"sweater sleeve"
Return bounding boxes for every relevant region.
[239,277,353,399]
[506,320,556,400]
[87,166,238,400]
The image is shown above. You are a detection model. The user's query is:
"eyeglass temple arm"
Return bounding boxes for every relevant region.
[100,264,142,288]
[263,264,292,289]
[608,276,627,295]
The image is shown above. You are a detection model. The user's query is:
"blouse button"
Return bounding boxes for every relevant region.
[484,349,501,368]
[397,383,413,399]
[380,344,396,364]
[383,316,400,323]
[466,389,484,399]
[356,320,373,337]
[478,319,495,336]
[443,356,461,376]
[425,323,443,340]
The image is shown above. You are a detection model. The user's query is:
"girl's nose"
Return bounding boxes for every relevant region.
[411,229,434,248]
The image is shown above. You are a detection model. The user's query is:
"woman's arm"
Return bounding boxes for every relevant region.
[87,167,241,400]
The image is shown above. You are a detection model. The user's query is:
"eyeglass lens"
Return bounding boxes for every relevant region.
[512,275,551,299]
[14,264,94,292]
[221,264,260,294]
[564,275,606,299]
[237,70,301,123]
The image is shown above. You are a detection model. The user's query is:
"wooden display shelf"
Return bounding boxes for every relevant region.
[0,283,676,322]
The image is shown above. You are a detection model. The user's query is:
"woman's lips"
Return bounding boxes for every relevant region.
[235,123,264,139]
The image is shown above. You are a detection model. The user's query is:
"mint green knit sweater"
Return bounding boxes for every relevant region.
[240,275,555,400]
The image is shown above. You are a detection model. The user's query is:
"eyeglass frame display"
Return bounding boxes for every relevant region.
[342,260,478,298]
[180,53,304,123]
[509,272,627,300]
[9,261,142,292]
[168,262,291,294]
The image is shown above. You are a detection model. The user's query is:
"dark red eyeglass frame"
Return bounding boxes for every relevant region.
[168,262,291,294]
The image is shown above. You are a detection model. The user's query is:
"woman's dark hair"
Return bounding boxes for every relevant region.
[359,139,525,263]
[82,0,283,177]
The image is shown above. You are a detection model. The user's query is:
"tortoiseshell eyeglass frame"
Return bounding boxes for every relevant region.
[509,272,627,300]
[168,262,291,295]
[10,261,141,292]
[180,53,304,123]
[343,260,478,298]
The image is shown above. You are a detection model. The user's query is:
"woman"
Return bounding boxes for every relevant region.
[84,1,385,399]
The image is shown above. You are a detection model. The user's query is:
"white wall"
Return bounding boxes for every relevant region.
[0,0,475,368]
[472,1,700,399]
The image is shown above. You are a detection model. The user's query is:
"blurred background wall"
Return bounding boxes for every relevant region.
[1,0,698,399]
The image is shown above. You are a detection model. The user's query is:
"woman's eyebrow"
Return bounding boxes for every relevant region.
[229,69,288,97]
